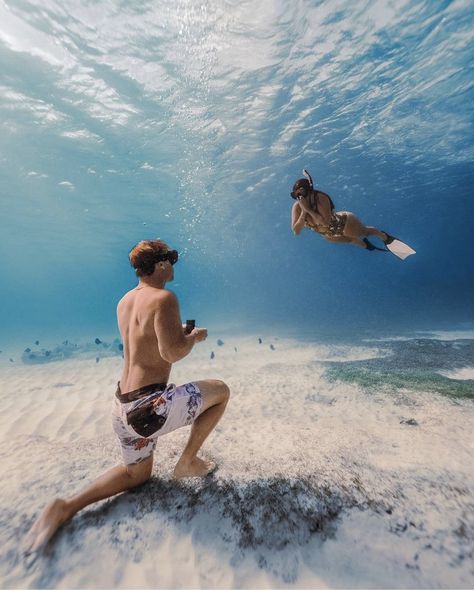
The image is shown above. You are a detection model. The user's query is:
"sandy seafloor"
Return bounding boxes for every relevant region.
[0,334,473,589]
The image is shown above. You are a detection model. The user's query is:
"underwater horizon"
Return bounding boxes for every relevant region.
[1,0,473,347]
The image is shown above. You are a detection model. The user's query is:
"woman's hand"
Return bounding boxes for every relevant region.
[297,196,312,211]
[299,197,327,227]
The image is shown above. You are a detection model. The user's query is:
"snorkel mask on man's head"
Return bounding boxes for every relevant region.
[154,249,179,266]
[129,239,179,277]
[291,169,314,200]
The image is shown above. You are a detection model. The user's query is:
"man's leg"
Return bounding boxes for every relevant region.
[24,455,154,553]
[173,380,230,479]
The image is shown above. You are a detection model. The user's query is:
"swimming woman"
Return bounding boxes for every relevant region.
[290,170,415,259]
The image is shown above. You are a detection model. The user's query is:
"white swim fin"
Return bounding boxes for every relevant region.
[383,233,416,260]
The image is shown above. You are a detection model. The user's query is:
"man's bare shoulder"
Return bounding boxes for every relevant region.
[117,288,175,310]
[139,288,178,311]
[152,289,178,310]
[117,290,133,310]
[147,290,179,328]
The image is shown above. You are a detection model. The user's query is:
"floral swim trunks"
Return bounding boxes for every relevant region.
[111,381,203,465]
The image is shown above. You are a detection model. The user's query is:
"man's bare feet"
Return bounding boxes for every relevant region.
[23,498,71,554]
[173,456,216,479]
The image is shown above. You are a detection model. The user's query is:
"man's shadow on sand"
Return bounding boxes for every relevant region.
[64,474,356,551]
[21,474,395,587]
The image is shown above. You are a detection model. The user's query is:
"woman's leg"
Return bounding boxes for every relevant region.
[342,213,387,241]
[364,226,387,241]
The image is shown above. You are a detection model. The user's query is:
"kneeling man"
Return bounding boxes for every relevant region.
[24,239,230,552]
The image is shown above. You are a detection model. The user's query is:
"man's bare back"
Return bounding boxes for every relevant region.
[118,286,174,392]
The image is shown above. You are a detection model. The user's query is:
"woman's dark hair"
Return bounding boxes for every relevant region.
[129,239,169,277]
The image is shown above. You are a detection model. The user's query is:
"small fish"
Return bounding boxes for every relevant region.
[118,344,123,351]
[258,338,262,344]
[24,348,31,353]
[234,347,237,352]
[45,350,51,356]
[9,358,14,362]
[95,338,102,345]
[35,340,39,345]
[400,418,418,426]
[96,357,100,363]
[270,344,275,350]
[217,339,224,346]
[210,351,215,359]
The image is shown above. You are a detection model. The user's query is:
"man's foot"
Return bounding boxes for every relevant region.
[23,499,71,554]
[172,457,217,479]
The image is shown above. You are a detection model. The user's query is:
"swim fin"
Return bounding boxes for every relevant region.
[383,232,416,260]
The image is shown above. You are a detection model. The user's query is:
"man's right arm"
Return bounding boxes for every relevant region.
[154,291,195,363]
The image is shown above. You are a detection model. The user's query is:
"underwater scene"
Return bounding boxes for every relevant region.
[0,0,473,588]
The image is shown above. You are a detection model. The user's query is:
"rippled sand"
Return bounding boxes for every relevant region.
[0,336,472,589]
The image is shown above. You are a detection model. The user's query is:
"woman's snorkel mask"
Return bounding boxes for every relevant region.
[291,169,314,200]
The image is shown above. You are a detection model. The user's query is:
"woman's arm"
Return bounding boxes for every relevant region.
[291,202,307,235]
[298,196,327,228]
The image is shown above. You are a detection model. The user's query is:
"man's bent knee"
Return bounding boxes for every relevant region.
[216,380,230,402]
[212,380,230,405]
[195,379,230,409]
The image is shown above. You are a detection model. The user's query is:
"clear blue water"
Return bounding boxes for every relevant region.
[1,0,473,346]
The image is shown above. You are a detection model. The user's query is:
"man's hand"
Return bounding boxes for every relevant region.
[191,327,208,343]
[183,320,195,335]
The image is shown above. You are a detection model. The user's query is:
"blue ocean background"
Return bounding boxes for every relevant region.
[1,0,473,346]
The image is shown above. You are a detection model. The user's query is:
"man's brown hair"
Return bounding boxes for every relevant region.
[129,239,169,277]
